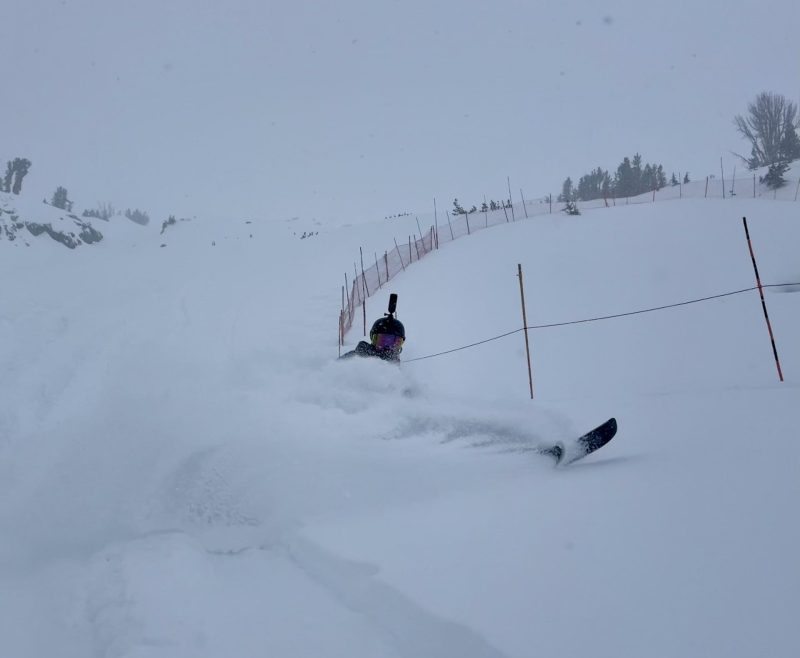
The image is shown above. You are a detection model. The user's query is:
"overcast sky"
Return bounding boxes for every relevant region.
[3,0,798,223]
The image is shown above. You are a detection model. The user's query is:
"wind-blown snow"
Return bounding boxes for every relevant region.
[1,190,798,657]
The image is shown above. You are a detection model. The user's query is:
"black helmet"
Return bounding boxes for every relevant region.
[370,315,405,342]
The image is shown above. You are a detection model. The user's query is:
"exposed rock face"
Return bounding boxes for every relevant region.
[23,216,104,249]
[1,200,104,249]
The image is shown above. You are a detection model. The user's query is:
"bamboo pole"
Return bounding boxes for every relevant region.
[394,238,406,270]
[742,217,784,382]
[413,234,421,261]
[520,189,528,218]
[517,264,534,399]
[344,273,351,323]
[384,251,389,282]
[446,211,454,240]
[375,252,381,288]
[354,280,359,326]
[341,287,352,345]
[720,157,725,199]
[507,176,516,220]
[433,198,439,249]
[359,247,370,297]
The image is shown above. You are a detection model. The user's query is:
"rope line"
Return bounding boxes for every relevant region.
[403,282,800,363]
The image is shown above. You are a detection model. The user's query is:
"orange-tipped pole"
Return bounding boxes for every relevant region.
[743,217,784,382]
[517,264,535,399]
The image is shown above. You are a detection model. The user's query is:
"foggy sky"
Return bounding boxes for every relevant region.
[3,0,798,224]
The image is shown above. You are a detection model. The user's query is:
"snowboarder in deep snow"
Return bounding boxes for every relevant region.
[338,294,618,464]
[340,294,405,363]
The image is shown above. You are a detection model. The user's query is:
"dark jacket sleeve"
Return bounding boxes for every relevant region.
[339,341,374,360]
[339,341,400,362]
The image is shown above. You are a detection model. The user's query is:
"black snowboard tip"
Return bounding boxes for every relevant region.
[566,417,618,465]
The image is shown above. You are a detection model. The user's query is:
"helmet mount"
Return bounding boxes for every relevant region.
[369,293,405,347]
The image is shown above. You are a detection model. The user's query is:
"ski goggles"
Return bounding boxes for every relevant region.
[372,333,404,351]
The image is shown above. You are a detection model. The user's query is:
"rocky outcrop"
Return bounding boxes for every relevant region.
[1,201,104,248]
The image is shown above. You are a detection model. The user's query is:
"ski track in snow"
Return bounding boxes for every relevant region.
[69,390,530,657]
[80,527,509,658]
[279,534,509,658]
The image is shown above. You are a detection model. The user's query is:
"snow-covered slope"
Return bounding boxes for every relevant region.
[1,191,798,657]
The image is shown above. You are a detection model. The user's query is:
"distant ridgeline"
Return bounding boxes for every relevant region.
[0,192,104,249]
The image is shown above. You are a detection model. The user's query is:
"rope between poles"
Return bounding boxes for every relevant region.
[403,282,800,363]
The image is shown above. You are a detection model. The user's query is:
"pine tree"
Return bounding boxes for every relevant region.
[643,164,653,191]
[762,162,789,189]
[779,123,800,163]
[576,167,610,201]
[51,186,70,209]
[614,158,634,198]
[656,165,667,190]
[683,172,690,184]
[558,177,574,202]
[631,154,644,194]
[670,172,679,186]
[8,158,32,194]
[125,208,150,225]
